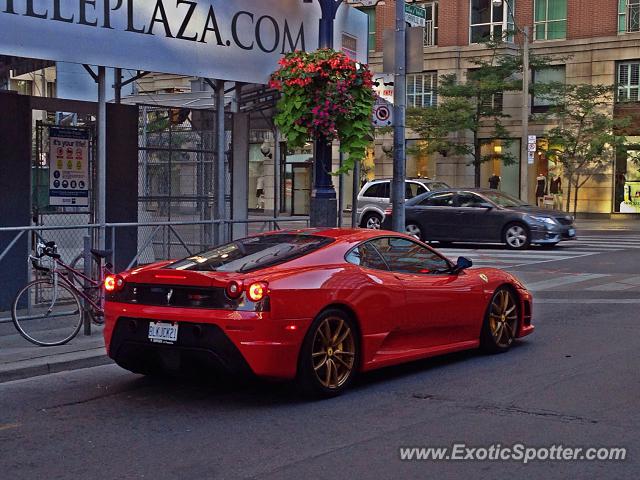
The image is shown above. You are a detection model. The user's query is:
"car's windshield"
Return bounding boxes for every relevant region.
[481,191,528,208]
[167,234,334,273]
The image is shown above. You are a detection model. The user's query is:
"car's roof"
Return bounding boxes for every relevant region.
[363,177,439,184]
[267,227,407,243]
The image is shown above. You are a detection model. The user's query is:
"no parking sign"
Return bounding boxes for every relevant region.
[373,100,393,127]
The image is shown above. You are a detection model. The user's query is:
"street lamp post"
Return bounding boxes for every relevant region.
[307,0,343,227]
[493,0,530,204]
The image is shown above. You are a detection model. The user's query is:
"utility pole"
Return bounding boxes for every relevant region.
[391,0,406,233]
[520,26,530,203]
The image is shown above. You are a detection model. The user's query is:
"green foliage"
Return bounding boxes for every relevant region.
[270,49,375,174]
[533,83,630,213]
[406,38,564,183]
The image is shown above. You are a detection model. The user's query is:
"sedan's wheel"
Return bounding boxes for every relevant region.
[503,223,530,250]
[298,309,359,397]
[480,287,519,354]
[362,213,382,230]
[405,223,423,240]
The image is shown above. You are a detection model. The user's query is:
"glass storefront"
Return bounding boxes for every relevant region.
[530,138,564,210]
[248,130,273,213]
[479,139,521,198]
[615,136,640,213]
[280,143,313,216]
[406,140,436,178]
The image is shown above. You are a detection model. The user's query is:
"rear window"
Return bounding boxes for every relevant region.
[425,182,449,191]
[167,234,334,273]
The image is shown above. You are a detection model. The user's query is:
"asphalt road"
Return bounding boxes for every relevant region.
[1,229,639,479]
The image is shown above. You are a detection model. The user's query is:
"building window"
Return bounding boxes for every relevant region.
[617,61,640,102]
[619,0,640,33]
[362,7,376,51]
[532,65,566,112]
[421,2,438,46]
[407,72,438,108]
[12,79,33,96]
[469,0,515,44]
[534,0,567,40]
[341,33,358,60]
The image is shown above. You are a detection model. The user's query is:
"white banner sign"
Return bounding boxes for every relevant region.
[49,127,89,207]
[0,0,367,85]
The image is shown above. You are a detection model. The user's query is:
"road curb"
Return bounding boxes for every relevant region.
[0,348,113,384]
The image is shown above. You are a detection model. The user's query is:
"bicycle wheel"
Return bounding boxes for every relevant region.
[12,279,83,346]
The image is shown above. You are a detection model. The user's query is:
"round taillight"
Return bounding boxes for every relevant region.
[247,282,268,302]
[226,280,243,299]
[104,274,124,293]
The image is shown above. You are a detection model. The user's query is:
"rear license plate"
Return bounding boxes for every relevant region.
[148,322,178,344]
[568,228,575,236]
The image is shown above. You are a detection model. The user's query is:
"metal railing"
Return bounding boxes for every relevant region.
[0,217,310,325]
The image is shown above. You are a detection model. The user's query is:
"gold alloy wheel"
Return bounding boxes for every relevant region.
[489,290,518,348]
[311,316,356,389]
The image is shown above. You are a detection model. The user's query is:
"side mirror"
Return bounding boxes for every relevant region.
[478,202,493,209]
[452,256,473,273]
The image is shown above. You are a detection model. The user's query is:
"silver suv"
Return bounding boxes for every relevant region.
[357,178,450,229]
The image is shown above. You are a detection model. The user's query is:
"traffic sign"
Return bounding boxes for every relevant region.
[373,99,393,127]
[373,74,394,104]
[405,4,426,27]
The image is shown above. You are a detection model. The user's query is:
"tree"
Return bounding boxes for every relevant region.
[536,83,630,215]
[406,38,560,187]
[407,38,524,187]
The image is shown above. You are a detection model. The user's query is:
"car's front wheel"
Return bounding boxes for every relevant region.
[297,309,359,397]
[361,212,382,230]
[503,223,530,250]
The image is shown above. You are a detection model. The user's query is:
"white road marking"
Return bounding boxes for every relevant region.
[524,274,610,292]
[535,298,640,304]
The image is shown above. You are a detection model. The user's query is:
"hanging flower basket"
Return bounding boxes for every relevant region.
[269,49,375,173]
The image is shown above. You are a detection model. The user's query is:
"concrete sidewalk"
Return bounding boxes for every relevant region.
[0,321,111,384]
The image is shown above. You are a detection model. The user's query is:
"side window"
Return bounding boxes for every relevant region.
[369,237,451,275]
[456,193,485,208]
[363,184,382,198]
[382,182,390,198]
[405,182,424,199]
[345,242,389,271]
[417,192,455,207]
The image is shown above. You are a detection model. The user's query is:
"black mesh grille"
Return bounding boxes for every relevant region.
[106,283,269,311]
[555,217,573,226]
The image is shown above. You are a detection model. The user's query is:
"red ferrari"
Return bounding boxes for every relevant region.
[103,228,533,396]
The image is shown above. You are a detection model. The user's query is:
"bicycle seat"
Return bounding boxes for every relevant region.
[90,249,113,259]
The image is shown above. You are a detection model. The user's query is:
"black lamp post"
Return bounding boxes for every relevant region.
[304,0,343,227]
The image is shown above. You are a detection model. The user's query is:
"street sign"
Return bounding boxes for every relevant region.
[405,4,427,27]
[373,99,393,127]
[528,151,535,164]
[528,135,537,144]
[49,127,89,207]
[373,74,394,104]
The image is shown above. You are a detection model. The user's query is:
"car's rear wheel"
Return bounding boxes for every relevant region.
[297,309,359,397]
[503,223,530,250]
[480,287,519,354]
[405,223,423,240]
[361,212,382,230]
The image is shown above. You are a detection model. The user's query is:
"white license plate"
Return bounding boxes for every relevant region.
[568,228,576,236]
[148,322,179,344]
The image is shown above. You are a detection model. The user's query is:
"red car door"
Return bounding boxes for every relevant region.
[369,237,486,350]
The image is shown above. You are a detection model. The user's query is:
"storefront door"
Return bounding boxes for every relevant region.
[281,162,312,216]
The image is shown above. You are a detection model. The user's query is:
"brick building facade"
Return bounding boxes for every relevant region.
[350,0,640,215]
